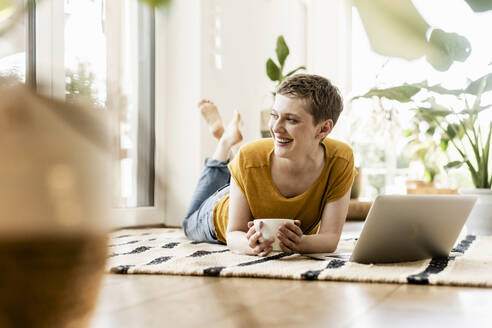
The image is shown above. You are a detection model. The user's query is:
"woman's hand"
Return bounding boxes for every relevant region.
[246,221,274,257]
[278,220,303,254]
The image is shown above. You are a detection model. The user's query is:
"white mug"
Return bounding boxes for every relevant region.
[253,218,295,252]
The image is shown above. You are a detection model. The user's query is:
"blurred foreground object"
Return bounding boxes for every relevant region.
[0,80,112,328]
[353,0,472,71]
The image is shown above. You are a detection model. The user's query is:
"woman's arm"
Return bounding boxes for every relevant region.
[300,189,351,253]
[226,177,274,256]
[277,189,351,254]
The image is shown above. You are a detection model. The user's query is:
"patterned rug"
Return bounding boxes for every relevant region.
[106,228,492,287]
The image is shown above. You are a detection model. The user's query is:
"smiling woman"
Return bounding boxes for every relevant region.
[182,74,356,257]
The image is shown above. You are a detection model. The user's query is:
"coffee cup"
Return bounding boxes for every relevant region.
[253,218,295,252]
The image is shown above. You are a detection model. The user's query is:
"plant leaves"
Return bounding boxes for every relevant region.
[424,167,438,182]
[416,148,428,161]
[440,138,449,151]
[276,35,289,68]
[353,85,420,102]
[426,29,472,71]
[444,160,464,169]
[266,58,281,82]
[465,73,492,95]
[416,81,464,96]
[285,66,306,78]
[427,98,454,116]
[446,123,460,140]
[139,0,172,8]
[353,0,429,60]
[460,104,492,115]
[465,0,492,12]
[412,108,437,126]
[426,125,436,136]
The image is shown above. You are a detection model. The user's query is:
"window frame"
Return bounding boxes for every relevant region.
[35,0,166,228]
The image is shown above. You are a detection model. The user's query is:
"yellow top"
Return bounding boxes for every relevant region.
[213,138,355,243]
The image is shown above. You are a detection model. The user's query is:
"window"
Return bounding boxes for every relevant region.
[0,0,33,85]
[350,0,492,199]
[34,0,164,227]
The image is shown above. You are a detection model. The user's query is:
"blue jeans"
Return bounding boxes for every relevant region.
[182,158,230,244]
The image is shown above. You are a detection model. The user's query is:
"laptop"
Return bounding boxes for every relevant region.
[348,195,477,264]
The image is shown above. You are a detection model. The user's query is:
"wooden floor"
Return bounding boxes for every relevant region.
[90,223,492,328]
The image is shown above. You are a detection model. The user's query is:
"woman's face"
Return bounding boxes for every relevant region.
[269,94,330,159]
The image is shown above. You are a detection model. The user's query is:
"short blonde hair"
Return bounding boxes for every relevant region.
[276,74,343,125]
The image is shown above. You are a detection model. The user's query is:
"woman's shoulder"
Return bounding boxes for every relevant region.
[322,138,353,162]
[237,138,273,168]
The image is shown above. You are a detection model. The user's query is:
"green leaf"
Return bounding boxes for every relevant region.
[353,0,429,60]
[139,0,172,8]
[427,98,454,116]
[426,125,436,136]
[285,66,306,78]
[465,73,492,95]
[403,129,412,138]
[481,122,492,187]
[276,35,290,68]
[457,124,466,139]
[424,167,438,182]
[413,108,435,124]
[266,59,281,82]
[465,0,492,12]
[446,124,459,140]
[444,160,464,169]
[440,138,449,151]
[354,85,420,102]
[416,82,464,96]
[416,148,428,161]
[426,29,472,71]
[460,104,492,115]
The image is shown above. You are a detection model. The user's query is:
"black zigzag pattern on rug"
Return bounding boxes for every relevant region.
[406,234,476,285]
[202,252,291,277]
[301,259,346,280]
[110,246,153,257]
[110,265,134,274]
[147,256,172,265]
[189,249,229,258]
[162,242,180,249]
[451,235,476,254]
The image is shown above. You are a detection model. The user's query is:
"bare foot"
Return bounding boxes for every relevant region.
[222,110,243,147]
[212,111,243,162]
[198,99,224,140]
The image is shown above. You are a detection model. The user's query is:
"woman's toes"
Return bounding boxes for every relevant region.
[199,100,224,140]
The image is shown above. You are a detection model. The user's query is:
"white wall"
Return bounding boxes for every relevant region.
[162,0,202,225]
[307,0,353,142]
[199,0,307,162]
[161,0,351,226]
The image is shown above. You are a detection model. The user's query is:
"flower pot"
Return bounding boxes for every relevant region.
[406,180,458,195]
[459,188,492,236]
[260,108,272,138]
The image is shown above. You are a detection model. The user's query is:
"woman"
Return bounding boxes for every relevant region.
[182,74,355,257]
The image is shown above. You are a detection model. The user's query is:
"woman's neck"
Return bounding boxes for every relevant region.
[273,143,325,176]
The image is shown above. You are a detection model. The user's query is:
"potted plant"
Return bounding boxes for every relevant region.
[354,73,492,234]
[261,35,306,137]
[402,114,459,194]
